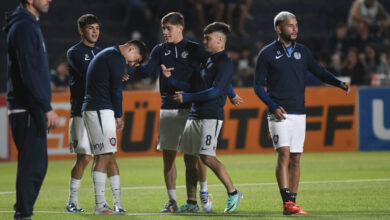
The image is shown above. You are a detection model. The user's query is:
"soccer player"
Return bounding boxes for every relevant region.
[82,40,147,215]
[172,22,243,213]
[3,0,59,219]
[254,11,350,215]
[65,14,101,213]
[131,12,243,212]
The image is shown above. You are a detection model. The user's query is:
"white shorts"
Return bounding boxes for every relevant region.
[69,116,91,155]
[82,110,117,155]
[157,109,189,151]
[268,114,306,153]
[179,119,223,156]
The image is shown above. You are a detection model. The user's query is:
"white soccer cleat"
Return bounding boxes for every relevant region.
[199,191,212,211]
[93,203,118,215]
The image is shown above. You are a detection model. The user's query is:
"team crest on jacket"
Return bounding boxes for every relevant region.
[84,54,90,61]
[294,52,301,60]
[109,137,116,146]
[273,135,279,144]
[181,51,188,58]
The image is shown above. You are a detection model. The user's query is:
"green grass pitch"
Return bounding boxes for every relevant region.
[0,152,389,219]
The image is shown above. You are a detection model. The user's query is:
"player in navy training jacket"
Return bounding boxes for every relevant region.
[173,22,243,213]
[254,11,350,215]
[82,40,146,215]
[3,0,59,219]
[65,14,102,213]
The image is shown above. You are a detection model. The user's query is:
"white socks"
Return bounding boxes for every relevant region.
[92,171,107,207]
[199,181,208,192]
[68,178,81,202]
[167,189,177,201]
[108,175,122,206]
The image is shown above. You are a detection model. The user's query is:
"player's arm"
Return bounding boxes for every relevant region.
[175,60,233,103]
[306,47,350,95]
[67,48,83,76]
[227,84,243,106]
[128,44,160,79]
[108,56,125,119]
[14,22,52,113]
[253,51,280,112]
[350,1,372,24]
[160,64,191,91]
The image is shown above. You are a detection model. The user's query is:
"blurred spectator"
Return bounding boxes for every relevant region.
[124,0,159,46]
[341,47,369,85]
[227,46,240,74]
[362,42,390,77]
[324,23,350,58]
[233,67,254,87]
[237,45,251,71]
[51,56,69,92]
[185,0,224,38]
[350,21,381,54]
[347,0,390,36]
[223,0,251,37]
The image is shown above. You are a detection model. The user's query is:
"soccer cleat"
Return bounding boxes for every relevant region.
[224,190,243,212]
[295,203,307,215]
[178,203,200,213]
[66,201,84,213]
[93,203,117,215]
[113,204,127,214]
[160,200,178,213]
[283,201,300,215]
[199,191,212,211]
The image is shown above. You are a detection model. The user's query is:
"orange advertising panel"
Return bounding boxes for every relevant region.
[9,87,358,161]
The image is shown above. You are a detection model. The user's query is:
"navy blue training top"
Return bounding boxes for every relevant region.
[254,40,342,114]
[67,41,101,117]
[82,46,124,118]
[182,51,233,120]
[131,38,208,109]
[3,6,52,113]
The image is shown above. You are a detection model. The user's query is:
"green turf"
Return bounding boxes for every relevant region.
[0,152,389,219]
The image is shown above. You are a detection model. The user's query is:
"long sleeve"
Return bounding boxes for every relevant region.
[108,55,125,118]
[13,22,52,112]
[253,51,279,112]
[305,47,342,88]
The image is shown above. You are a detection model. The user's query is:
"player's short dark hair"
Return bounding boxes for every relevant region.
[161,12,184,27]
[203,22,231,40]
[77,14,100,29]
[127,39,147,63]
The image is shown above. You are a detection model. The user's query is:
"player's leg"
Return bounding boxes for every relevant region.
[158,109,188,212]
[288,114,307,214]
[82,110,116,215]
[67,116,92,212]
[66,154,91,212]
[10,112,48,219]
[162,149,178,206]
[107,154,126,214]
[199,119,242,212]
[268,114,300,214]
[178,154,199,212]
[197,158,212,211]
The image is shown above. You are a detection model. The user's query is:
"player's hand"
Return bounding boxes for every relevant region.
[274,107,287,120]
[229,94,243,106]
[115,117,124,131]
[161,64,174,78]
[46,110,59,129]
[122,73,130,82]
[173,91,183,103]
[340,82,351,95]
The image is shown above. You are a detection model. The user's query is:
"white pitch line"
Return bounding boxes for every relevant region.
[0,210,389,218]
[0,178,389,195]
